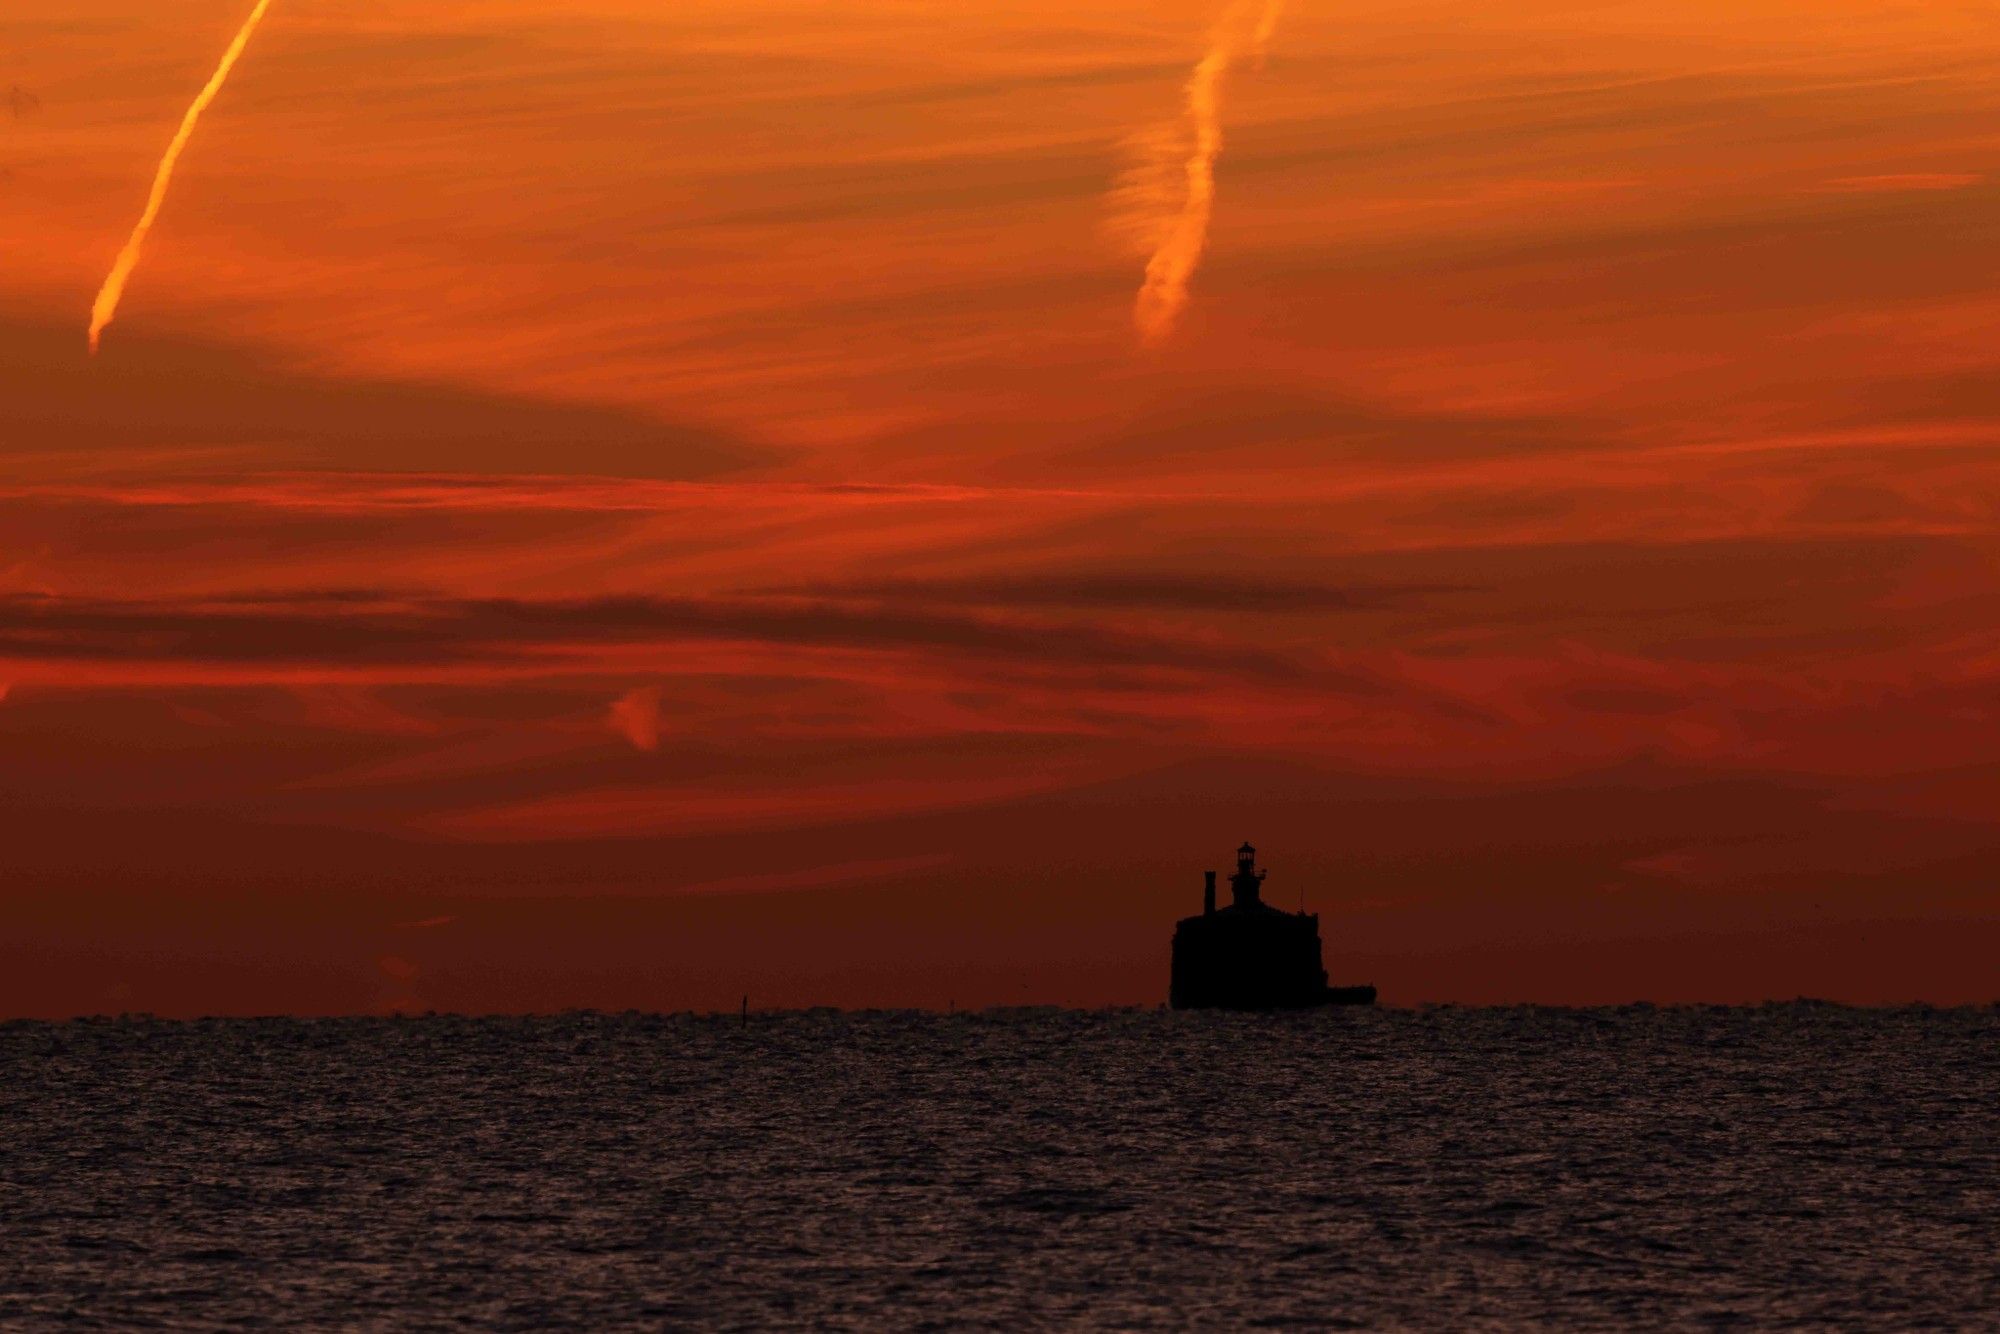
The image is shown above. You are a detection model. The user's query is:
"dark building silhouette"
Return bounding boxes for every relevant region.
[1170,842,1376,1009]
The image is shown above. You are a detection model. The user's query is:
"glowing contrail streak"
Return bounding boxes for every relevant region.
[1250,0,1286,66]
[87,0,276,356]
[1131,0,1285,347]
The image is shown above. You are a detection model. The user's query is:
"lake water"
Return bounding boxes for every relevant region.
[3,1005,1995,1327]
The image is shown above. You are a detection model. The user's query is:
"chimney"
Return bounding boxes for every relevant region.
[1203,870,1216,916]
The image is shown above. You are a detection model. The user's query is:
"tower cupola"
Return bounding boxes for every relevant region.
[1230,840,1265,908]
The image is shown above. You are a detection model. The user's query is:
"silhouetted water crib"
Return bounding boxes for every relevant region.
[1170,842,1376,1009]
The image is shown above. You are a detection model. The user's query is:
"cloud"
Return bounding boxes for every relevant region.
[0,317,775,479]
[425,767,1117,842]
[783,572,1466,612]
[286,685,441,736]
[608,685,662,752]
[0,590,1317,680]
[672,853,953,897]
[0,471,1089,515]
[1812,173,1983,194]
[1048,384,1608,470]
[1562,685,1687,717]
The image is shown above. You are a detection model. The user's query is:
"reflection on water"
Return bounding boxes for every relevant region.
[3,1005,1994,1326]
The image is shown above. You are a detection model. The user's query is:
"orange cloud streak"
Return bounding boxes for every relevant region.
[87,0,277,356]
[608,685,663,752]
[1132,0,1283,346]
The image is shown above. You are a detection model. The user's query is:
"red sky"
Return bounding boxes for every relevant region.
[3,0,1997,1014]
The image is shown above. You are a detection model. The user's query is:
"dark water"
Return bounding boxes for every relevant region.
[3,1006,1995,1329]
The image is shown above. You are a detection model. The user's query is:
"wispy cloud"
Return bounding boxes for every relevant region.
[0,590,1317,679]
[608,685,663,752]
[0,473,1115,515]
[392,914,457,930]
[1812,172,1983,194]
[779,573,1467,612]
[672,854,953,897]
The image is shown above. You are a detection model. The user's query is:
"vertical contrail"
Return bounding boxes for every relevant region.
[88,0,277,356]
[1250,0,1286,66]
[1130,0,1285,347]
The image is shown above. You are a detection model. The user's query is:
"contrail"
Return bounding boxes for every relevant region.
[87,0,276,356]
[1130,0,1285,347]
[1250,0,1286,66]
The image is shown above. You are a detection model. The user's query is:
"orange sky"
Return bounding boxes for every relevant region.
[3,0,1997,1014]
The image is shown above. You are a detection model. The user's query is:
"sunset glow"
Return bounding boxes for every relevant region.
[5,0,1998,1015]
